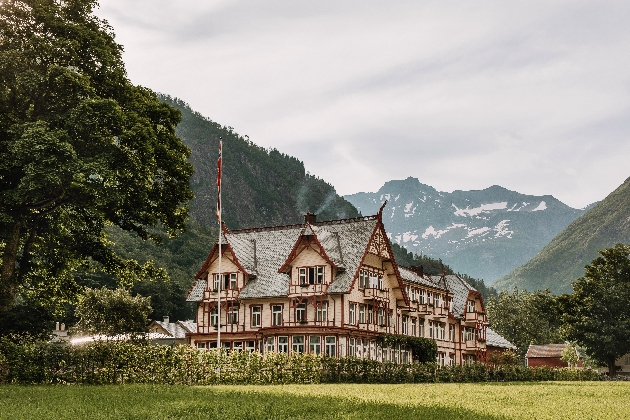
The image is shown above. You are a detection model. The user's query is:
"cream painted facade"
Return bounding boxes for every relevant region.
[186,211,490,364]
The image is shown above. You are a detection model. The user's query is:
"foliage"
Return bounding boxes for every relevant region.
[73,287,152,336]
[487,349,520,367]
[376,334,438,363]
[0,0,194,314]
[560,343,579,367]
[560,243,630,375]
[486,288,562,358]
[0,338,603,386]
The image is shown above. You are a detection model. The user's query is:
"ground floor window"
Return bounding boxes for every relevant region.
[348,338,355,357]
[196,342,207,350]
[245,341,255,352]
[309,336,321,354]
[266,337,275,353]
[325,336,336,357]
[292,336,305,353]
[278,336,288,353]
[222,341,231,351]
[233,341,243,351]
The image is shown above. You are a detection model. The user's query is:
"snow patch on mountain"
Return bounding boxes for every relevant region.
[494,220,513,238]
[466,227,490,237]
[453,202,508,217]
[532,201,547,211]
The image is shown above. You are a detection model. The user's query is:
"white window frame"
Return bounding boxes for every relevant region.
[309,336,321,354]
[278,336,288,353]
[292,336,305,353]
[251,305,261,328]
[272,305,283,326]
[349,303,356,325]
[316,302,327,322]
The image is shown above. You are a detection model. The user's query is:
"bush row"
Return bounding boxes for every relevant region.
[0,339,602,385]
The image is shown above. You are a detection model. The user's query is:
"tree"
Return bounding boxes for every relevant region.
[73,287,151,336]
[560,343,579,368]
[560,244,630,375]
[0,1,194,312]
[486,288,562,359]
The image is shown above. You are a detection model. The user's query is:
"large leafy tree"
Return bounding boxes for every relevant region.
[0,0,193,312]
[486,288,562,358]
[73,287,152,336]
[560,243,630,375]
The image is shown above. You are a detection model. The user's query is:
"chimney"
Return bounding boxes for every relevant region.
[411,265,424,277]
[304,211,316,224]
[163,316,170,324]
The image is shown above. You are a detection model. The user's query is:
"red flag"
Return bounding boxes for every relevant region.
[216,139,222,219]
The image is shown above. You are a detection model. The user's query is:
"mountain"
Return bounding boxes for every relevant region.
[494,176,630,293]
[344,177,586,283]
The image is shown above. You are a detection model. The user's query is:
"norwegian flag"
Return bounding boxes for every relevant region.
[216,139,222,219]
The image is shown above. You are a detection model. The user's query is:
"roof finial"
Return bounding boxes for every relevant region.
[378,200,388,221]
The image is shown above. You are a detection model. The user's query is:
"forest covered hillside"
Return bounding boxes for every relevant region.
[495,176,630,293]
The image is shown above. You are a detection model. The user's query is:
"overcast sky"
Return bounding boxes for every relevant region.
[96,1,630,209]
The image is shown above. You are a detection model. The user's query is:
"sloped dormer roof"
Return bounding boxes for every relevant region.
[186,216,380,301]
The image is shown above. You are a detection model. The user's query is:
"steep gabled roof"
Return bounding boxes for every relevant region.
[398,267,448,290]
[187,216,380,301]
[429,274,479,318]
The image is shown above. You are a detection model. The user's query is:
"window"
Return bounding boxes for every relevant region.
[368,307,373,324]
[427,292,433,305]
[266,337,275,353]
[309,336,321,354]
[439,352,446,366]
[349,303,356,325]
[222,342,231,351]
[439,323,445,340]
[197,342,207,350]
[363,340,368,359]
[359,268,383,289]
[419,319,425,337]
[296,301,307,322]
[245,341,255,352]
[272,305,283,326]
[411,288,416,302]
[467,300,475,313]
[378,308,385,326]
[359,305,365,323]
[233,341,243,351]
[227,307,239,324]
[418,289,426,304]
[316,302,327,322]
[411,317,417,336]
[429,321,434,338]
[210,307,218,327]
[435,294,441,308]
[449,324,455,341]
[229,273,237,289]
[251,306,261,327]
[465,327,475,341]
[299,266,325,285]
[349,338,355,357]
[278,336,288,353]
[292,336,305,353]
[213,273,237,290]
[402,315,408,335]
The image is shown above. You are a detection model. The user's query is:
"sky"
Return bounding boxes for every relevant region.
[95,0,630,209]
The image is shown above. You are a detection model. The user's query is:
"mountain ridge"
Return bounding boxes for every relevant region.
[344,177,586,283]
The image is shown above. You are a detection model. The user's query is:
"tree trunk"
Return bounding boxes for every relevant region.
[608,357,617,377]
[0,219,22,311]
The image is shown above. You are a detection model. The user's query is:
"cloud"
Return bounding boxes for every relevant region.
[96,0,630,208]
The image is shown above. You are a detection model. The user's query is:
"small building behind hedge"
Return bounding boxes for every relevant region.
[186,207,511,365]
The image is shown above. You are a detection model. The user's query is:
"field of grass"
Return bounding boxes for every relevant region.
[0,382,629,419]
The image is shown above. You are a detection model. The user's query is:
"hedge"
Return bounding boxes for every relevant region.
[0,338,602,385]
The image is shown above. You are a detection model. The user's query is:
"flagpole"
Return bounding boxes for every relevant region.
[217,138,223,351]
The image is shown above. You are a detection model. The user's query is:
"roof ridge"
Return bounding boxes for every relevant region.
[227,215,378,234]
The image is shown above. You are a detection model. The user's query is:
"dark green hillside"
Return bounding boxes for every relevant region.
[495,177,630,293]
[162,96,358,229]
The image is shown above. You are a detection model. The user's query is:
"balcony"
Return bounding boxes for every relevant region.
[362,288,389,302]
[464,339,477,350]
[433,305,448,318]
[464,311,488,324]
[204,288,240,301]
[288,283,328,296]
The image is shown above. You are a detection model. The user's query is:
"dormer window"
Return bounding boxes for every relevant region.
[213,273,238,290]
[298,266,324,285]
[358,268,383,289]
[467,300,476,313]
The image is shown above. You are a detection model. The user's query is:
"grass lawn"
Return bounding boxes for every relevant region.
[0,382,628,419]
